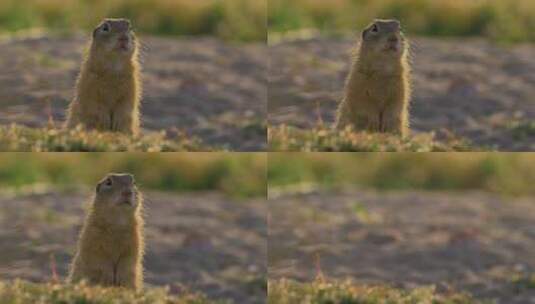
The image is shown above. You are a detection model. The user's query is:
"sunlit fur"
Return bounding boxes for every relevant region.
[66,19,142,136]
[336,19,411,137]
[68,173,144,291]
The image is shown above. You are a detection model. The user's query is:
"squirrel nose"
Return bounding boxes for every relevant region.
[388,36,399,43]
[122,190,133,197]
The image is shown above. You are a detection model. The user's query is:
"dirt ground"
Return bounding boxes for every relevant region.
[0,190,267,304]
[0,33,267,151]
[269,35,535,151]
[269,189,535,303]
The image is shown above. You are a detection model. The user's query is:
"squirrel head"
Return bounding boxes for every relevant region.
[92,18,137,59]
[360,19,406,59]
[94,173,140,213]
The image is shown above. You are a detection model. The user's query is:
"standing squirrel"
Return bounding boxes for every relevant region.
[336,19,411,137]
[65,18,142,135]
[68,173,144,290]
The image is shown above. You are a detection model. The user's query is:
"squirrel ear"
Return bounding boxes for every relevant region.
[362,21,375,39]
[362,26,370,39]
[392,20,401,31]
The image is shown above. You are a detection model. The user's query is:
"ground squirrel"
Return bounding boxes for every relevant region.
[336,19,411,137]
[68,173,144,290]
[65,18,142,135]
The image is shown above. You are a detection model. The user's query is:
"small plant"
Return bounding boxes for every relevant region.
[509,120,535,140]
[352,201,382,225]
[512,274,535,292]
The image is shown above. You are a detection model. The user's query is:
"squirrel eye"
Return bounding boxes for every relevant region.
[105,178,112,186]
[371,24,379,33]
[101,23,110,32]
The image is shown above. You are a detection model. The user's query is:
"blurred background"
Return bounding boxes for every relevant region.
[269,153,535,196]
[0,0,266,41]
[269,153,535,303]
[0,153,266,303]
[269,0,535,43]
[0,153,266,198]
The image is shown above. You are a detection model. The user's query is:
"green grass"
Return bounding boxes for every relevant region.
[269,125,475,152]
[269,0,535,44]
[0,280,220,304]
[0,0,266,42]
[0,152,266,198]
[269,279,480,304]
[268,153,535,197]
[0,124,210,152]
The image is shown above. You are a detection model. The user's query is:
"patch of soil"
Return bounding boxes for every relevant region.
[269,36,535,151]
[0,190,266,304]
[0,34,267,151]
[268,189,535,303]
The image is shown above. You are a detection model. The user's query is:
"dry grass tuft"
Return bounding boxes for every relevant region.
[268,125,475,152]
[268,279,480,304]
[0,279,219,304]
[0,124,209,152]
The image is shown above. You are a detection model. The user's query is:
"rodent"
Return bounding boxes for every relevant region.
[65,18,142,136]
[68,173,144,290]
[335,19,411,137]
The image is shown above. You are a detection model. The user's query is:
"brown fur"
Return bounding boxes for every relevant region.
[68,173,144,290]
[336,19,411,137]
[65,18,142,135]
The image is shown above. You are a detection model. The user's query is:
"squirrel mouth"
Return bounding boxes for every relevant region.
[117,43,130,52]
[116,38,131,52]
[385,45,399,52]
